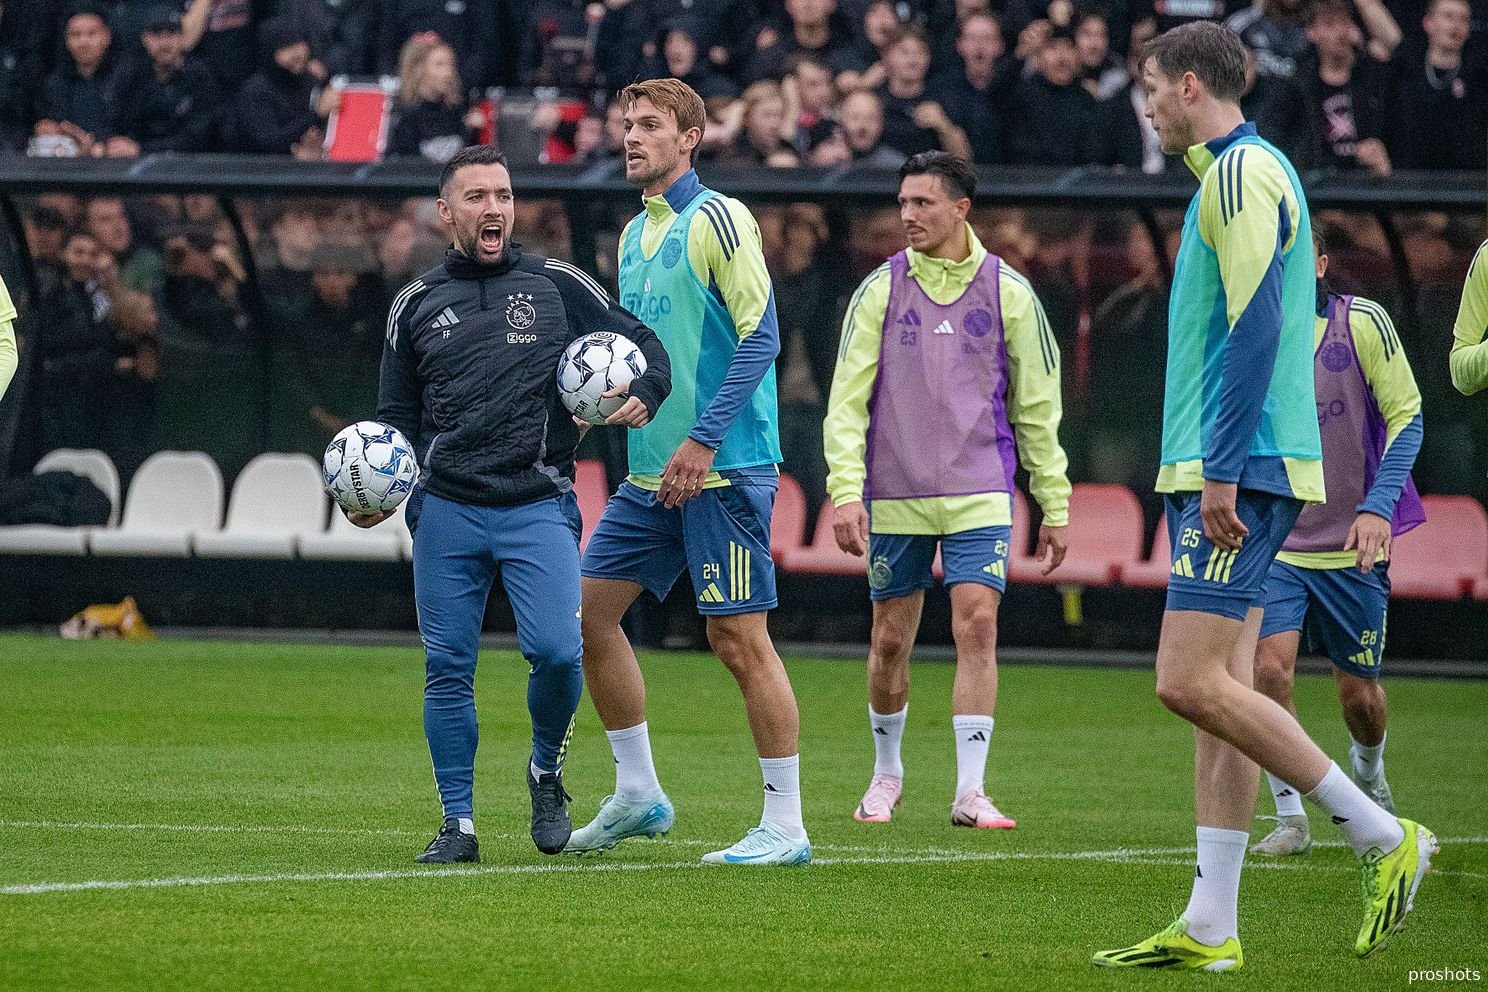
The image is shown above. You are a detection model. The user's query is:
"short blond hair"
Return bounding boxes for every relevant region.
[620,78,707,141]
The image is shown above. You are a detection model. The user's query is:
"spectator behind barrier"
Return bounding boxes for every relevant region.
[232,17,323,157]
[182,0,260,93]
[280,0,376,79]
[782,53,837,158]
[875,26,973,160]
[110,5,223,155]
[36,228,159,465]
[927,12,1015,165]
[387,32,481,163]
[838,0,898,93]
[1011,24,1132,166]
[1225,0,1310,79]
[34,3,122,156]
[85,197,164,296]
[839,88,905,167]
[1299,0,1392,175]
[747,0,864,85]
[1385,0,1486,171]
[729,81,800,166]
[648,18,739,101]
[1239,43,1314,168]
[377,0,498,90]
[1076,9,1131,101]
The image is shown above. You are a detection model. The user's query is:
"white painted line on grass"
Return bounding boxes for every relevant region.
[0,820,1036,859]
[2,821,1481,898]
[0,847,1197,897]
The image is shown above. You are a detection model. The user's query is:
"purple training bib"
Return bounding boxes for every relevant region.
[864,251,1017,501]
[1284,295,1425,553]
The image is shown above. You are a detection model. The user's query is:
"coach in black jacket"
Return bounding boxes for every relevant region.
[357,144,671,866]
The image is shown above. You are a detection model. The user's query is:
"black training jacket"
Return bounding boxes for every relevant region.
[377,245,672,507]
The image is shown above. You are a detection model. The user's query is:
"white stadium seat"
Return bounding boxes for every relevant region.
[0,449,122,555]
[90,451,225,557]
[298,494,410,562]
[194,453,327,559]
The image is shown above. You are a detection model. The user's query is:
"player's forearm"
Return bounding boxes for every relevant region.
[689,301,780,449]
[823,374,873,505]
[1207,262,1284,482]
[0,321,16,401]
[1450,339,1488,396]
[1022,444,1071,527]
[1008,384,1071,526]
[825,276,888,504]
[1360,413,1422,519]
[617,315,673,417]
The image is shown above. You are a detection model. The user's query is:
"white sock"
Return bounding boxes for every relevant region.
[529,760,553,780]
[456,817,475,835]
[1349,732,1386,780]
[1266,771,1306,819]
[1183,826,1247,945]
[952,715,994,798]
[759,755,805,839]
[869,705,907,778]
[607,722,662,800]
[1304,761,1405,856]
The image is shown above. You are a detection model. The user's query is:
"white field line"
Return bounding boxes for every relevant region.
[1,821,1482,897]
[0,848,1197,897]
[0,820,1033,858]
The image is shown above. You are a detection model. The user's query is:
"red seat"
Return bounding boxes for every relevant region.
[1013,483,1144,586]
[770,473,808,563]
[574,460,608,553]
[782,502,867,577]
[1122,522,1172,590]
[1388,494,1487,600]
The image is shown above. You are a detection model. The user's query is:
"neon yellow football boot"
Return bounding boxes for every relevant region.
[1355,818,1438,957]
[1092,918,1243,972]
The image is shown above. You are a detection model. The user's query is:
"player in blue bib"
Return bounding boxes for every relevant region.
[566,78,810,866]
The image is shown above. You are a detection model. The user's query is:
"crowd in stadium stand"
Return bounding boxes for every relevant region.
[2,0,1484,172]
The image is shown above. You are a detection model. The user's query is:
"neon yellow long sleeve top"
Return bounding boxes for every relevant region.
[0,275,17,402]
[1449,238,1488,396]
[824,224,1071,534]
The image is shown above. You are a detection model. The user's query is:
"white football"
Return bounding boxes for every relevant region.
[323,420,420,514]
[557,332,647,425]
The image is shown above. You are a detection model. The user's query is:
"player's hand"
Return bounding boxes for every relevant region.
[602,385,650,428]
[1345,511,1392,574]
[658,438,715,509]
[1035,524,1068,575]
[1200,480,1248,551]
[833,500,870,557]
[345,508,390,528]
[572,415,592,440]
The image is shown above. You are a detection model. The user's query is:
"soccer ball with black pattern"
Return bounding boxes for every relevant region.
[322,421,419,515]
[557,332,647,425]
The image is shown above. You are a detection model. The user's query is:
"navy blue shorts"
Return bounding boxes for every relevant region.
[1258,560,1390,678]
[866,527,1013,602]
[1164,490,1304,622]
[581,481,777,615]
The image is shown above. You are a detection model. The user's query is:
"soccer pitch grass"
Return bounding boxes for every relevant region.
[0,636,1483,991]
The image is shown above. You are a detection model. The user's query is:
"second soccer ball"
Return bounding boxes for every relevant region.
[558,332,648,425]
